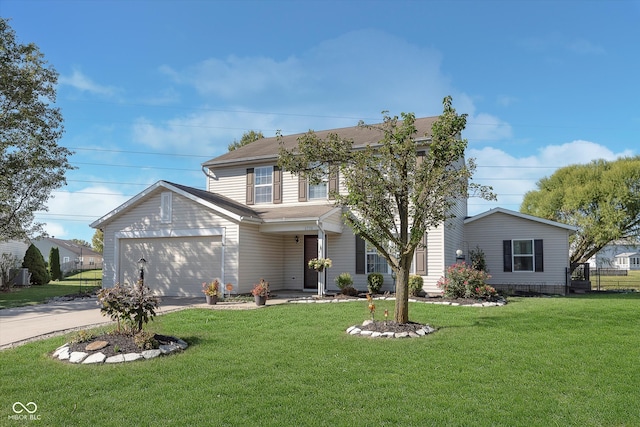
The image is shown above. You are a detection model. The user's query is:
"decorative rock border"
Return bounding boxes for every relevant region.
[347,320,437,338]
[289,295,507,307]
[52,337,188,364]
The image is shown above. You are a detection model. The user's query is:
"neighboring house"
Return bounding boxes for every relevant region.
[92,117,576,297]
[0,240,29,262]
[614,252,640,271]
[587,239,640,269]
[31,238,103,274]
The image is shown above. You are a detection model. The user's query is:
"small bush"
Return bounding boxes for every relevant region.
[342,286,358,296]
[335,272,353,291]
[469,245,488,272]
[408,274,424,296]
[70,329,96,344]
[134,330,159,350]
[436,262,496,299]
[367,273,384,294]
[97,282,159,334]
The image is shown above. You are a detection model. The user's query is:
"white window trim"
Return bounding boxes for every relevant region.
[254,166,273,204]
[512,239,534,272]
[161,192,172,223]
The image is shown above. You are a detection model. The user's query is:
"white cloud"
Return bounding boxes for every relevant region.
[467,140,634,216]
[41,186,131,241]
[59,69,119,97]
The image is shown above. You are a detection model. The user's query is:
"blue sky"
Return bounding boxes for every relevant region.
[2,0,638,244]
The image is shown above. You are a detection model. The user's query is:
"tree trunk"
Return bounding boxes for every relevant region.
[394,254,412,323]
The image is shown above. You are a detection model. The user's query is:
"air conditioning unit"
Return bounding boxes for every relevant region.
[10,268,31,286]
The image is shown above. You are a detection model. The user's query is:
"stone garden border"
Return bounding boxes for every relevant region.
[52,336,188,364]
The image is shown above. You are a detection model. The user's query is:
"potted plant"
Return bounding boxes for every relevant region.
[252,278,269,306]
[308,257,332,272]
[202,279,220,305]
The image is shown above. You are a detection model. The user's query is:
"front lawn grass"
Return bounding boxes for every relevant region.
[592,269,640,290]
[0,270,101,309]
[1,294,639,426]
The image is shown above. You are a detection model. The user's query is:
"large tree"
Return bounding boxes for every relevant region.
[0,18,73,242]
[228,130,264,151]
[279,97,495,323]
[521,157,640,267]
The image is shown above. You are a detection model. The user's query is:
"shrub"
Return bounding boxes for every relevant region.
[408,274,424,296]
[367,273,384,294]
[22,244,50,285]
[335,272,353,291]
[436,262,496,299]
[342,286,358,296]
[469,245,488,272]
[97,282,159,334]
[134,330,159,350]
[49,247,62,281]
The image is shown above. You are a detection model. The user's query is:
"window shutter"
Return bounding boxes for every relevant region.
[415,233,427,275]
[298,175,307,202]
[503,240,512,272]
[328,167,339,200]
[355,235,365,274]
[273,166,282,204]
[246,168,254,205]
[534,239,544,272]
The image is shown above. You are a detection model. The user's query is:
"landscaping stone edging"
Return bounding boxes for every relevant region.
[288,295,507,308]
[52,337,188,364]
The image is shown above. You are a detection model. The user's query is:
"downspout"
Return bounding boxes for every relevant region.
[221,227,226,286]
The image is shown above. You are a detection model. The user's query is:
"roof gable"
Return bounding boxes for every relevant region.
[204,116,438,167]
[464,207,578,232]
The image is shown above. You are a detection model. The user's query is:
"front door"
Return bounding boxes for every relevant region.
[304,235,318,290]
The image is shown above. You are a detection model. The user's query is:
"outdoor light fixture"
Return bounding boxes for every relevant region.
[455,249,465,261]
[295,235,299,244]
[137,257,147,286]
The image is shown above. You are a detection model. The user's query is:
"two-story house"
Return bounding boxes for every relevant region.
[91,117,577,297]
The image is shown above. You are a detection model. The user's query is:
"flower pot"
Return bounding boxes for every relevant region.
[206,295,218,305]
[254,295,267,306]
[315,266,324,272]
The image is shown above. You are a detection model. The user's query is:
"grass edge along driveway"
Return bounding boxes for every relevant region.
[1,293,638,426]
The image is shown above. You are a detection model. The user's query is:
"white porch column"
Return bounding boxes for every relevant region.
[317,225,326,297]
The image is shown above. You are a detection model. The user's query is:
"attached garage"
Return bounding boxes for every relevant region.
[118,235,223,296]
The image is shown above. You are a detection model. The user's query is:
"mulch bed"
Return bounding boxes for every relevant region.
[68,333,179,358]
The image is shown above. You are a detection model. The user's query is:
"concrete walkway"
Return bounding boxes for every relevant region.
[0,294,296,350]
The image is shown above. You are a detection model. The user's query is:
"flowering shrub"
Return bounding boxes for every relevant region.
[202,279,220,296]
[252,278,269,297]
[308,258,332,270]
[436,262,495,299]
[97,282,159,334]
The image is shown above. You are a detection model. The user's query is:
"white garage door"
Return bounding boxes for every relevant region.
[119,236,223,296]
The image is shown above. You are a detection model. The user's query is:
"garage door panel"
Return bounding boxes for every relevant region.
[119,236,222,297]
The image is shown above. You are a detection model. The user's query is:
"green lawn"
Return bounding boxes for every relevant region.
[592,270,640,290]
[0,270,101,309]
[1,294,639,426]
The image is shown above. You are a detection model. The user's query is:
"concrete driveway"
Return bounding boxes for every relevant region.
[0,296,281,350]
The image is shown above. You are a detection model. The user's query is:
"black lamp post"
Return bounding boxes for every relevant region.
[137,257,146,288]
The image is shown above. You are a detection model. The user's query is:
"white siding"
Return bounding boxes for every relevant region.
[0,241,28,263]
[101,189,239,292]
[237,225,284,292]
[465,212,572,289]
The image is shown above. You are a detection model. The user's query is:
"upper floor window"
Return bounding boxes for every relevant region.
[308,163,328,200]
[254,166,273,204]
